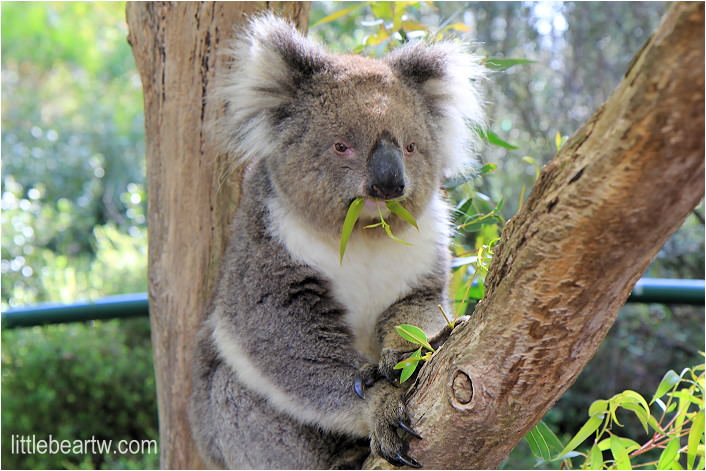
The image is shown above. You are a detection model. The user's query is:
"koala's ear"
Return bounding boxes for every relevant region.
[386,42,486,178]
[238,14,329,92]
[212,14,329,164]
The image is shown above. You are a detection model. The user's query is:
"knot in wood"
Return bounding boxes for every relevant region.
[450,370,473,406]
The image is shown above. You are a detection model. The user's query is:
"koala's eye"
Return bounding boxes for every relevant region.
[334,142,349,154]
[405,143,417,154]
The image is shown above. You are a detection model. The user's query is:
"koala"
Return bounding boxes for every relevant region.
[189,14,484,470]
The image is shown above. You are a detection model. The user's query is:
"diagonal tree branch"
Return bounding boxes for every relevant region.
[367,2,704,468]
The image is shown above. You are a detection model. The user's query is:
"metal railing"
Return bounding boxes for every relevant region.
[2,293,149,329]
[1,278,703,329]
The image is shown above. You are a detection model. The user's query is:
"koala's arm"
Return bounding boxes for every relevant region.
[210,240,419,465]
[373,260,453,381]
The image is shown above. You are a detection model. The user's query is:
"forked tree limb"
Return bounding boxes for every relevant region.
[366,2,704,469]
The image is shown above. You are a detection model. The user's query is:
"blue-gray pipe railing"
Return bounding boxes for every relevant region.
[1,278,703,329]
[2,293,149,329]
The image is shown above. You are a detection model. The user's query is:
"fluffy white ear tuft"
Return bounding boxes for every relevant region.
[386,41,487,178]
[210,14,329,166]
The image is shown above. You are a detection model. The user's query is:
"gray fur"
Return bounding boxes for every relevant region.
[191,13,484,469]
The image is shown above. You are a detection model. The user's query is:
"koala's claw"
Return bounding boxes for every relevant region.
[398,420,423,440]
[379,445,422,469]
[354,376,366,399]
[354,364,382,399]
[371,390,423,468]
[394,452,422,469]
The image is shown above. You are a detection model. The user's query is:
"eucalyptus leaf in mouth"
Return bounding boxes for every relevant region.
[385,200,419,230]
[338,197,419,264]
[339,197,365,264]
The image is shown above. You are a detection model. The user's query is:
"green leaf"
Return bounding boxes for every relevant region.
[484,57,536,71]
[518,184,527,210]
[537,421,564,455]
[477,128,519,149]
[610,434,632,470]
[598,436,640,453]
[647,413,664,433]
[620,402,649,434]
[531,429,552,461]
[382,222,412,245]
[399,364,417,383]
[370,2,393,20]
[395,325,433,351]
[555,131,563,151]
[590,444,604,470]
[472,192,495,213]
[553,451,582,461]
[385,200,418,230]
[657,436,681,470]
[618,390,651,414]
[687,410,704,470]
[393,349,424,370]
[467,277,485,300]
[652,370,681,403]
[365,28,391,47]
[339,197,365,263]
[589,399,608,417]
[401,20,429,32]
[526,421,564,460]
[525,426,543,460]
[673,389,692,433]
[393,358,421,370]
[399,348,422,383]
[310,3,367,27]
[480,163,497,174]
[609,399,622,426]
[558,414,604,458]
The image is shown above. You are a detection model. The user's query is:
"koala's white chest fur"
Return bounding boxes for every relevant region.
[268,194,449,360]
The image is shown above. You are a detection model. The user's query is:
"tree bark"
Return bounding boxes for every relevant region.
[366,2,704,468]
[125,3,310,469]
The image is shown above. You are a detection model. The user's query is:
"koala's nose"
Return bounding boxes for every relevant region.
[368,135,406,200]
[370,182,405,200]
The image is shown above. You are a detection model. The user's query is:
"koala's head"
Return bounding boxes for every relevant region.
[214,14,485,235]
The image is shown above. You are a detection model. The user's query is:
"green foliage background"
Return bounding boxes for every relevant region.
[1,2,703,470]
[1,2,154,469]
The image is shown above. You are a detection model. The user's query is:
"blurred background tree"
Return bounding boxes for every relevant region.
[1,2,702,469]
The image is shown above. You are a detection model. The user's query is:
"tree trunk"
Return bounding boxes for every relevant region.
[366,2,704,468]
[125,3,310,469]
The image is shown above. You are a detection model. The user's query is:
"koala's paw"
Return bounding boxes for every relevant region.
[378,347,418,385]
[354,363,382,399]
[370,391,423,468]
